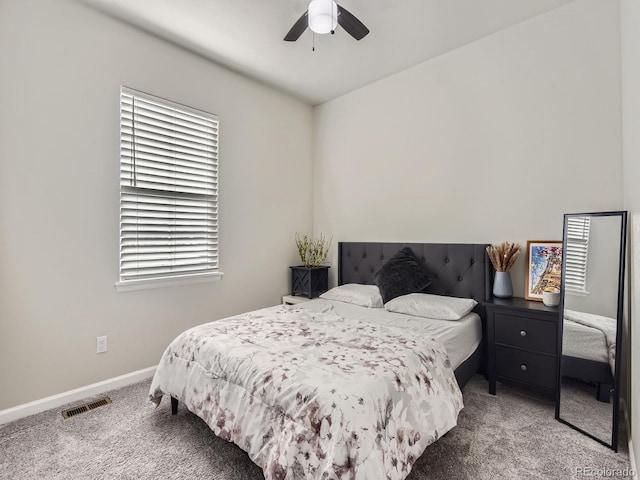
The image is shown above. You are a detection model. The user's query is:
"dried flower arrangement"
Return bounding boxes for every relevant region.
[486,242,521,272]
[295,233,331,267]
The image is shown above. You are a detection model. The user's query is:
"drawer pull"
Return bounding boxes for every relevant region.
[520,330,527,337]
[520,364,528,372]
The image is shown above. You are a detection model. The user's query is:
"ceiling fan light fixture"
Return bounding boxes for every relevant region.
[308,0,338,34]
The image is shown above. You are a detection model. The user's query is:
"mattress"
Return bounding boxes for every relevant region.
[299,298,482,370]
[562,319,609,364]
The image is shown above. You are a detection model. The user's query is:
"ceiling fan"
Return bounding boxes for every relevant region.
[284,0,369,42]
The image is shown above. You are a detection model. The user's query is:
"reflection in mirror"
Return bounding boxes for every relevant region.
[556,211,627,451]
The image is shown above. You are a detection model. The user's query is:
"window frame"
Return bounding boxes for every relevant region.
[114,86,222,292]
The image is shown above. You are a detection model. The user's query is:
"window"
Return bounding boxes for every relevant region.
[564,216,590,294]
[116,87,221,292]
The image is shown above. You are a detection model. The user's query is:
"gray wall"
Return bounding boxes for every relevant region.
[0,0,313,409]
[621,0,640,467]
[312,0,623,299]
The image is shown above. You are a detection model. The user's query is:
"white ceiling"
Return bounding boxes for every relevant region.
[79,0,573,105]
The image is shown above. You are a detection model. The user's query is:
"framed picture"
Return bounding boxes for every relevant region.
[525,240,563,301]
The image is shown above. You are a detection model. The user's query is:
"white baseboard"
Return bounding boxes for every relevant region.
[0,366,156,425]
[630,438,638,480]
[622,399,637,478]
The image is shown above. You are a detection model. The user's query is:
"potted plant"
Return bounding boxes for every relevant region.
[290,233,331,298]
[486,242,521,299]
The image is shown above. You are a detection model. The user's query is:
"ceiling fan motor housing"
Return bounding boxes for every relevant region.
[308,0,338,34]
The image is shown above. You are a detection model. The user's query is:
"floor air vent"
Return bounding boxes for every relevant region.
[61,397,112,419]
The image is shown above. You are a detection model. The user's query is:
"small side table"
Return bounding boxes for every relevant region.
[282,295,313,305]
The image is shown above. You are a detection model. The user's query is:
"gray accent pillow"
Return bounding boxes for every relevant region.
[373,247,432,304]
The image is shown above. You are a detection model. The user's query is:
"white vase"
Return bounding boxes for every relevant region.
[493,271,513,298]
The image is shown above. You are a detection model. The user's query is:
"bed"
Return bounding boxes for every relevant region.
[336,243,490,388]
[149,242,491,480]
[561,309,616,402]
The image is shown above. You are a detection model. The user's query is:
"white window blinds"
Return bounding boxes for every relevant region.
[565,216,590,293]
[119,87,219,286]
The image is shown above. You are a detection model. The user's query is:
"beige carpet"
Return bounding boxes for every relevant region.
[0,375,631,479]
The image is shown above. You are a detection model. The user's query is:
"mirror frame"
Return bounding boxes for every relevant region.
[554,210,627,451]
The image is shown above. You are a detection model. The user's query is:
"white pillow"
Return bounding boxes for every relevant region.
[319,284,384,308]
[384,293,477,320]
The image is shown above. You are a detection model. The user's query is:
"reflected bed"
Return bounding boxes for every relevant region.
[561,309,616,402]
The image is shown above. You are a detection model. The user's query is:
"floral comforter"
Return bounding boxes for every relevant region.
[149,304,464,480]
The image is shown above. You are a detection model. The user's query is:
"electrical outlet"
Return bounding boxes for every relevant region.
[96,336,107,354]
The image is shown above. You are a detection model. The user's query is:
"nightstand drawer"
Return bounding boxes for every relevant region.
[495,345,556,389]
[494,313,556,354]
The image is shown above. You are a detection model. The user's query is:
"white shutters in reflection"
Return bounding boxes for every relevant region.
[565,216,590,293]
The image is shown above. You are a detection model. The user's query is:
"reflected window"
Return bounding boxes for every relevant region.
[565,216,591,294]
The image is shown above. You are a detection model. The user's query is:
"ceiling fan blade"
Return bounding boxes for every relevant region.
[337,4,369,40]
[284,11,309,41]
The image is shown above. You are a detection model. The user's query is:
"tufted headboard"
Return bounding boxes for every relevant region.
[338,242,492,319]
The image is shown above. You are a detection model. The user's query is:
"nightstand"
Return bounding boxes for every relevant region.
[282,295,312,305]
[486,297,559,396]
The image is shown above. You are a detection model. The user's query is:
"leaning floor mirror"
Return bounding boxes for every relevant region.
[555,211,627,451]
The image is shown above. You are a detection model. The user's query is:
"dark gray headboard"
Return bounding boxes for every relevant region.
[338,242,492,319]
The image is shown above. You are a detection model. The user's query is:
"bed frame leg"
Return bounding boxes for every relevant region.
[597,384,612,403]
[171,396,178,414]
